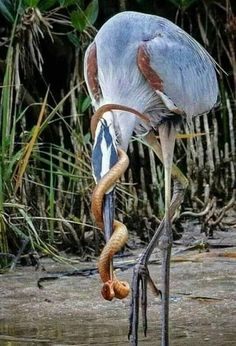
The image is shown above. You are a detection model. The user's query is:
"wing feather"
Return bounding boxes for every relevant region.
[144,23,219,117]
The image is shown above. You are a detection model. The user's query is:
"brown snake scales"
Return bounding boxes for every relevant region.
[91,104,150,301]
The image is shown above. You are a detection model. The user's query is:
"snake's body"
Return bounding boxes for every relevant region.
[91,148,130,300]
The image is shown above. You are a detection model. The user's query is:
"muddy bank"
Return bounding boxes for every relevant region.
[0,228,236,345]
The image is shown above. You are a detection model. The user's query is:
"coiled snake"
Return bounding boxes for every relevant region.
[91,148,130,300]
[91,104,149,301]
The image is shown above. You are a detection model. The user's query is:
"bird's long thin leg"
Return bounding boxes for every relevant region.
[159,122,176,346]
[129,130,188,346]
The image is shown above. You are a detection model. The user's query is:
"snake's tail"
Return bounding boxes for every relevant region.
[98,220,130,300]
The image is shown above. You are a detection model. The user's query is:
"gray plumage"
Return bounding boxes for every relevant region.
[85,10,219,163]
[85,13,220,343]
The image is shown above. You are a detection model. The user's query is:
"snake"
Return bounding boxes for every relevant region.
[91,147,130,301]
[91,104,150,301]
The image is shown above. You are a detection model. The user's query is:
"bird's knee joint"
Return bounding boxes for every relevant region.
[134,262,148,277]
[159,235,173,250]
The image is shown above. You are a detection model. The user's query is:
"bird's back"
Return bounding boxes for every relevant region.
[86,11,219,121]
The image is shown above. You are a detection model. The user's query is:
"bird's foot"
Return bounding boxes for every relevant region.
[128,261,161,345]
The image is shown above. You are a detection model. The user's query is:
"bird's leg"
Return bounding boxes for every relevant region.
[158,123,176,346]
[129,130,188,346]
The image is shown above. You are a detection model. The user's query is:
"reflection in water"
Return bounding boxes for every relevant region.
[1,317,236,346]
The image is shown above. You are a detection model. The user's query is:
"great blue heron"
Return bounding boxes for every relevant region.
[84,11,219,346]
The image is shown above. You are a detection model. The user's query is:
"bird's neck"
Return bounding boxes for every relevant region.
[96,109,136,151]
[113,111,136,151]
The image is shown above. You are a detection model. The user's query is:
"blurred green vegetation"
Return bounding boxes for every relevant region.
[0,0,235,269]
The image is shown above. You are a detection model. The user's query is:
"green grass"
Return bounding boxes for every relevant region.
[0,0,235,269]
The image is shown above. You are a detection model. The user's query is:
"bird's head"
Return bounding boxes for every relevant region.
[92,111,118,184]
[91,105,141,240]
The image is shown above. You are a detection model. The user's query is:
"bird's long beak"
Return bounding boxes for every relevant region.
[103,190,115,243]
[103,190,115,280]
[91,112,117,245]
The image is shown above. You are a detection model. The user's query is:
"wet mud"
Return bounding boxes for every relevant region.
[0,227,236,346]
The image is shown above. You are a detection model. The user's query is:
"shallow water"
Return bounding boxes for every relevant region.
[1,319,235,346]
[1,244,236,346]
